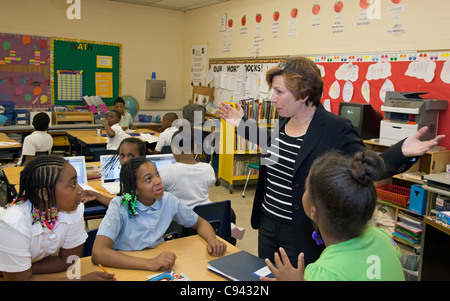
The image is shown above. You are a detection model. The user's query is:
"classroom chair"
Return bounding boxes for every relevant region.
[81,228,98,257]
[160,145,172,154]
[163,221,186,241]
[20,151,49,166]
[186,200,232,242]
[92,149,116,162]
[242,162,259,198]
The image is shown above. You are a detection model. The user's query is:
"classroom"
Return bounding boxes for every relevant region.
[0,0,450,284]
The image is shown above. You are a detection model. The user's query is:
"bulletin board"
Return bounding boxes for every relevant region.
[0,32,51,109]
[209,51,450,149]
[51,38,121,107]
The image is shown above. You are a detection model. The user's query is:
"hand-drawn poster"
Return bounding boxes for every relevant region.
[0,33,51,108]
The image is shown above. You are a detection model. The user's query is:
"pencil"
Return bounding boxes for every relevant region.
[98,264,109,273]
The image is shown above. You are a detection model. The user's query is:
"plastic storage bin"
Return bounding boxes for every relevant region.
[376,184,411,207]
[138,114,152,122]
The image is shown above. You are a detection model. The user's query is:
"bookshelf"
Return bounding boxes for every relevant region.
[217,99,278,193]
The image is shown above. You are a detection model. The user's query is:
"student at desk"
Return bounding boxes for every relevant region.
[150,112,178,154]
[114,97,135,130]
[0,156,114,281]
[104,109,130,150]
[19,112,53,166]
[92,157,226,271]
[262,150,405,281]
[83,137,147,206]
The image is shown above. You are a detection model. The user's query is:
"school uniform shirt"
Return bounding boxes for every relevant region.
[97,192,198,251]
[159,162,215,209]
[154,126,178,152]
[119,111,134,128]
[106,123,130,150]
[304,227,405,281]
[19,130,53,165]
[0,201,87,273]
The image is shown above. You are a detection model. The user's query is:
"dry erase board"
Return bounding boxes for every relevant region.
[0,32,51,109]
[209,51,450,149]
[51,38,121,107]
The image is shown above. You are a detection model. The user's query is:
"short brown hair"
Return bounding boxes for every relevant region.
[266,56,323,106]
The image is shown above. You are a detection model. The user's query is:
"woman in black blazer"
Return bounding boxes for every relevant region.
[218,56,445,266]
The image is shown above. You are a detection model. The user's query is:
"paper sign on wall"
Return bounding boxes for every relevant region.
[95,72,113,98]
[96,55,113,68]
[405,61,436,83]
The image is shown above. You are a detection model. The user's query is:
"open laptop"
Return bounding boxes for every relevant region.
[100,154,121,195]
[64,156,98,193]
[146,154,177,170]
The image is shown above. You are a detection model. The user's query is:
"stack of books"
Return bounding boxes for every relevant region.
[393,213,422,246]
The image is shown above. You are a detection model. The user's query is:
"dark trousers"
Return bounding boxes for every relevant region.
[258,213,301,268]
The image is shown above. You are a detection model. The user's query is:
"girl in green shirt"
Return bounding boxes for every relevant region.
[262,150,405,281]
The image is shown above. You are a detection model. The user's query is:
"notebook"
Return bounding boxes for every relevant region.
[207,251,273,281]
[64,156,98,193]
[146,154,177,170]
[100,154,121,195]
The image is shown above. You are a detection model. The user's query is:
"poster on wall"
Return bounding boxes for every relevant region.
[57,70,83,101]
[0,32,51,108]
[190,44,208,86]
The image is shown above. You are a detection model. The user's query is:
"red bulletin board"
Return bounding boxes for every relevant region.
[314,52,450,149]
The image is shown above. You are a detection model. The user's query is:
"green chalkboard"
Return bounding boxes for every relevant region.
[51,38,121,107]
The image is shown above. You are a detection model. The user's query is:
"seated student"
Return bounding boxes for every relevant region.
[91,157,227,271]
[159,128,245,240]
[114,97,135,130]
[83,137,147,206]
[261,150,405,281]
[0,156,115,281]
[19,112,53,166]
[150,112,179,154]
[104,109,130,150]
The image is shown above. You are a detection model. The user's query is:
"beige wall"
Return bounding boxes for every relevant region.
[0,0,185,110]
[2,0,450,110]
[182,0,450,100]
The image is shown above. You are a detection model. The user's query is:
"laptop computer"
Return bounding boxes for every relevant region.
[64,156,98,193]
[100,154,121,195]
[146,154,177,170]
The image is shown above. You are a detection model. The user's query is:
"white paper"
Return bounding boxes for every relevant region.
[380,79,395,103]
[342,81,354,102]
[253,266,272,277]
[329,80,341,99]
[335,63,359,82]
[405,60,436,83]
[362,80,371,103]
[366,62,392,80]
[440,60,450,84]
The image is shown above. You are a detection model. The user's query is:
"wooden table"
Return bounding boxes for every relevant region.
[66,128,159,156]
[0,133,21,161]
[54,235,240,281]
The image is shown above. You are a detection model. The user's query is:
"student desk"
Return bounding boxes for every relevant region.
[0,133,21,161]
[50,234,240,281]
[66,129,160,156]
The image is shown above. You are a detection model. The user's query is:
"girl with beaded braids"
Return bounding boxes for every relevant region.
[92,157,227,271]
[262,150,405,281]
[0,156,115,281]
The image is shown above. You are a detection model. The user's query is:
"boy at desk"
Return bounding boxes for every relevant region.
[114,97,135,130]
[19,112,53,166]
[149,113,179,154]
[104,110,130,150]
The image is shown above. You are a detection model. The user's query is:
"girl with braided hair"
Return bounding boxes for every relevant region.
[262,150,405,281]
[0,156,115,281]
[92,157,227,271]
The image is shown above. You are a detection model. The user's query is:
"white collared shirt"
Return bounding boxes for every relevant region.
[106,123,130,150]
[0,201,87,273]
[19,130,53,165]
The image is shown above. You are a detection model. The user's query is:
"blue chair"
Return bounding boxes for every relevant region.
[81,228,98,257]
[242,162,259,197]
[192,200,232,242]
[92,149,116,162]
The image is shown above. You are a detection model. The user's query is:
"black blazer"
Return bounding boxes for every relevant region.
[238,103,415,264]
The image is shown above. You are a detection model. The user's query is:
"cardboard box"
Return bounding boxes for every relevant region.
[437,211,450,225]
